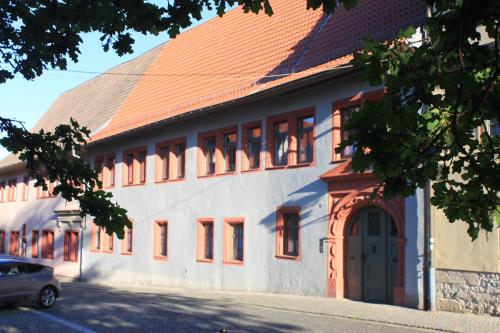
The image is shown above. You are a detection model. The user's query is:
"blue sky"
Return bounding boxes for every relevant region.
[0,6,218,159]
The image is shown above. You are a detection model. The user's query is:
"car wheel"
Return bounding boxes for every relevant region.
[37,286,57,308]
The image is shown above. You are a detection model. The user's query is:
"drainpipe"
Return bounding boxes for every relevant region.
[422,4,436,312]
[423,179,436,311]
[79,216,85,282]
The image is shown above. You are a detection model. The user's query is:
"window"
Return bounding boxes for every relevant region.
[274,122,289,166]
[105,154,116,188]
[10,231,19,256]
[37,174,55,199]
[196,218,214,262]
[197,126,238,177]
[22,176,29,201]
[103,232,113,253]
[276,207,300,259]
[41,230,54,259]
[223,132,237,172]
[204,136,216,175]
[0,230,5,253]
[242,122,262,171]
[155,137,187,183]
[90,222,101,252]
[224,218,244,264]
[332,91,384,161]
[123,147,147,186]
[63,230,79,262]
[94,156,104,185]
[7,178,17,202]
[153,220,168,260]
[297,116,314,163]
[121,224,133,255]
[266,108,315,168]
[0,181,5,202]
[31,231,39,258]
[138,151,147,184]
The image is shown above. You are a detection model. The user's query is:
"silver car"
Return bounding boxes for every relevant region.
[0,257,61,308]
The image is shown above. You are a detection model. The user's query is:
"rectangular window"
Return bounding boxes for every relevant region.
[105,154,116,187]
[175,143,186,179]
[155,137,187,183]
[223,132,237,172]
[274,122,289,166]
[22,176,29,201]
[7,178,17,202]
[266,108,315,168]
[247,126,261,170]
[138,151,147,184]
[332,91,383,161]
[224,218,244,264]
[0,181,5,202]
[198,126,238,177]
[0,230,5,253]
[90,222,101,252]
[9,231,19,256]
[204,136,216,175]
[94,157,104,185]
[276,207,300,259]
[63,230,79,262]
[297,116,314,163]
[121,224,133,255]
[41,230,55,259]
[196,219,214,262]
[160,146,170,180]
[126,153,134,184]
[31,231,39,258]
[153,220,168,260]
[123,147,147,186]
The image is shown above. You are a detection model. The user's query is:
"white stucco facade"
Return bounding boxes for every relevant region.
[0,74,425,307]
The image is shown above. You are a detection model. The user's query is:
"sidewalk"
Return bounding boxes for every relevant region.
[62,281,500,333]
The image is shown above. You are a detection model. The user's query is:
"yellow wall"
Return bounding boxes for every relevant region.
[432,206,500,273]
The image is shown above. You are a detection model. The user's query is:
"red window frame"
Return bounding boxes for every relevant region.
[41,230,55,259]
[63,230,79,262]
[22,176,29,201]
[154,137,187,183]
[265,107,315,169]
[104,154,116,188]
[223,217,245,265]
[9,231,20,256]
[0,181,5,202]
[121,222,133,255]
[197,125,238,178]
[153,220,168,261]
[90,222,101,252]
[31,230,39,258]
[196,218,214,263]
[122,147,147,186]
[7,178,17,202]
[0,230,5,253]
[241,121,263,172]
[332,90,384,161]
[275,207,301,260]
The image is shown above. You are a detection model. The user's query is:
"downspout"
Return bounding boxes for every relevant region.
[422,4,436,311]
[79,216,85,282]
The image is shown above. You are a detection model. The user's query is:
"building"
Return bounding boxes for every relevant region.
[0,0,498,315]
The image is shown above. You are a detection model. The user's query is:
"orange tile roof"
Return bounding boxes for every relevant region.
[90,0,427,141]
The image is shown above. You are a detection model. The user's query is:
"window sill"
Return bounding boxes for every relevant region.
[153,256,168,261]
[103,185,115,190]
[331,158,350,164]
[196,258,214,263]
[120,252,133,256]
[63,259,78,263]
[90,249,101,253]
[103,250,114,254]
[275,254,300,261]
[223,259,244,266]
[266,162,314,171]
[155,177,186,184]
[241,167,261,173]
[122,183,146,187]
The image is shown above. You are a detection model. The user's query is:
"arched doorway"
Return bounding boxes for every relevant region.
[345,207,398,304]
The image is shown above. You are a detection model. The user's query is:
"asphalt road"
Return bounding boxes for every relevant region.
[0,285,439,333]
